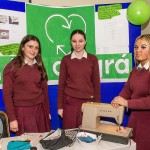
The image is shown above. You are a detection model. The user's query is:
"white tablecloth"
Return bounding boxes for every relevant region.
[37,139,136,150]
[59,140,136,150]
[0,133,136,150]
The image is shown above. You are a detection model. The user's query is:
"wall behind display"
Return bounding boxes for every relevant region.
[9,0,150,35]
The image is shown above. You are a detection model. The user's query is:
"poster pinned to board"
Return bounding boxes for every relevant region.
[0,1,26,85]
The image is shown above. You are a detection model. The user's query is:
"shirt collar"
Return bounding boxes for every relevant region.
[137,61,149,70]
[71,50,87,59]
[24,59,37,65]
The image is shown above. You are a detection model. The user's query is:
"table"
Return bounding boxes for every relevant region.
[38,139,136,150]
[0,132,136,150]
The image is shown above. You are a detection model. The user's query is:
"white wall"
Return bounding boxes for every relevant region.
[12,0,150,34]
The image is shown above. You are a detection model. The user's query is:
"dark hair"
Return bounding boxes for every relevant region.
[70,29,86,52]
[12,35,47,80]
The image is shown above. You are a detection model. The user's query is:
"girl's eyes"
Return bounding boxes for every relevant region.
[141,46,146,49]
[72,41,83,43]
[134,46,147,50]
[28,45,33,48]
[28,45,39,50]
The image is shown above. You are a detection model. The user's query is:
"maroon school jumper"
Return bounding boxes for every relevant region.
[119,67,150,150]
[3,60,51,135]
[58,53,100,129]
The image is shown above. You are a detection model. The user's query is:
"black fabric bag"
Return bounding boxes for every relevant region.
[40,129,78,150]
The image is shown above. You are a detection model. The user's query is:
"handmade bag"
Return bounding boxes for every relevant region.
[40,128,78,150]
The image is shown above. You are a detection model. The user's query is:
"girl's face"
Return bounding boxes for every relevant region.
[22,40,39,61]
[71,33,86,52]
[134,39,150,66]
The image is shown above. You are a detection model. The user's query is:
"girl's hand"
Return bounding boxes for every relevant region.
[111,96,128,108]
[58,109,63,118]
[10,120,18,132]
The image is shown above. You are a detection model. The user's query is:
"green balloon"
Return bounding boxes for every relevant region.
[127,0,150,25]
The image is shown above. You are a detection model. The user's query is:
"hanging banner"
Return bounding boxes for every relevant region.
[26,4,95,84]
[26,4,132,84]
[0,2,139,86]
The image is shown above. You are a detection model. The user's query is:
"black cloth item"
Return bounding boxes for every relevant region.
[40,129,78,150]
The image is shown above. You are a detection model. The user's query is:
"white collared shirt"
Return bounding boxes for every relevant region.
[137,61,149,70]
[71,50,87,59]
[24,59,37,65]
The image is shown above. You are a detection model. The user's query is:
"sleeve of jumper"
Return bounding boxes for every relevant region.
[2,63,16,122]
[128,96,150,110]
[127,74,150,110]
[119,77,132,100]
[119,70,150,110]
[57,57,67,109]
[92,56,100,102]
[40,79,50,114]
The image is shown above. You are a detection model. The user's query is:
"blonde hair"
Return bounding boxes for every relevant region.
[134,34,150,71]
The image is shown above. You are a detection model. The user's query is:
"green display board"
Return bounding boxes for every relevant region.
[0,3,133,85]
[26,4,95,81]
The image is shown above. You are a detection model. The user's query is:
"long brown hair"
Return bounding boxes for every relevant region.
[12,35,47,80]
[134,34,150,71]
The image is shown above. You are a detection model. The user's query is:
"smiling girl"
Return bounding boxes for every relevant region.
[111,34,150,150]
[3,35,51,135]
[57,29,100,129]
